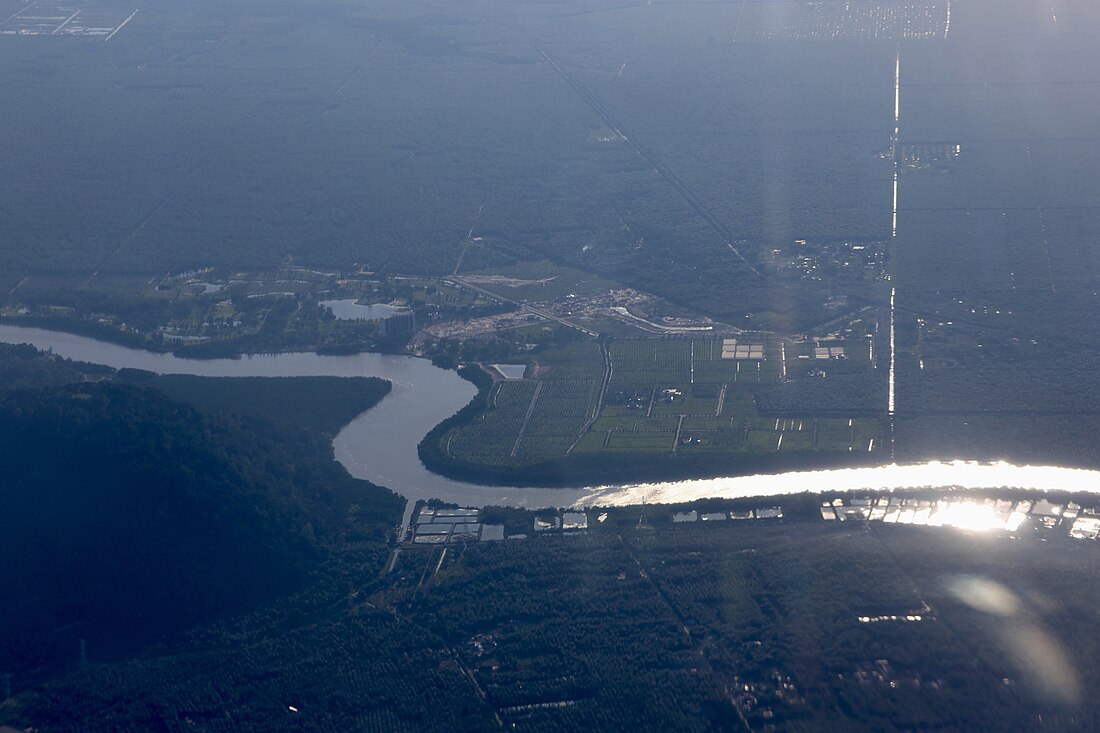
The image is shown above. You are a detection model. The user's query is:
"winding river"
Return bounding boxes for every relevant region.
[0,325,589,510]
[4,324,1100,511]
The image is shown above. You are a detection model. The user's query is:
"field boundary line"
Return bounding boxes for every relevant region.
[510,380,543,457]
[568,341,612,454]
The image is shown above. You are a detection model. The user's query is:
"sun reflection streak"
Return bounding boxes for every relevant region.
[577,461,1100,508]
[927,501,1003,532]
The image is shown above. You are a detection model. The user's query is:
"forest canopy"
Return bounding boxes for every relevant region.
[0,382,403,673]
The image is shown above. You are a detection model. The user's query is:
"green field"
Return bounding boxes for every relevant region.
[447,380,539,466]
[447,378,599,467]
[610,337,781,385]
[440,337,883,474]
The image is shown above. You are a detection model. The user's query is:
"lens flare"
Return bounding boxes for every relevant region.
[928,502,1003,532]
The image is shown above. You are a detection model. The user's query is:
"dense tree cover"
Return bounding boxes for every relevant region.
[0,0,903,332]
[1,314,151,349]
[0,342,392,437]
[424,444,879,488]
[3,283,408,358]
[417,363,495,466]
[897,413,1100,469]
[4,558,499,733]
[391,520,1100,732]
[884,20,1100,466]
[0,342,112,392]
[115,371,391,436]
[2,0,1100,725]
[0,383,403,676]
[12,515,1100,731]
[756,372,885,416]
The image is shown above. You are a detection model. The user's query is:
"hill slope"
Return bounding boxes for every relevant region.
[0,383,402,672]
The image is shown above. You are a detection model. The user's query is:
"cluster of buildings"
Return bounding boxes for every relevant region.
[408,507,596,544]
[721,339,766,360]
[408,504,792,545]
[822,495,1100,538]
[410,507,503,544]
[534,512,589,532]
[672,507,784,523]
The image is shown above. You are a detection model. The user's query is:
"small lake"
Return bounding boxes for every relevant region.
[4,324,1100,513]
[321,299,404,321]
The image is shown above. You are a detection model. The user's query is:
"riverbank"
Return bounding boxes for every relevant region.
[7,324,1100,513]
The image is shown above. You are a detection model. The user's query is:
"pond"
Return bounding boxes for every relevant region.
[320,299,405,321]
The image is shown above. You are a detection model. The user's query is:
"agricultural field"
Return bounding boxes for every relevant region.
[447,380,540,467]
[600,336,882,460]
[440,336,884,478]
[447,378,600,468]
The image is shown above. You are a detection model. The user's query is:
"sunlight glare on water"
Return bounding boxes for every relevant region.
[577,461,1100,508]
[926,501,1003,532]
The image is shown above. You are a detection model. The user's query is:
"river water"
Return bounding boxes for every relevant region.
[0,325,589,510]
[3,324,1100,511]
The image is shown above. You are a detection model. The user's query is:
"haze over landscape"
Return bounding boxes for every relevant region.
[2,0,1100,730]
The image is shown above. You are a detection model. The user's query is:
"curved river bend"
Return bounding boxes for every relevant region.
[0,325,588,509]
[4,324,1100,510]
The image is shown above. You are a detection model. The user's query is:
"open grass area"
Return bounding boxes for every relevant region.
[531,341,605,380]
[462,259,626,301]
[605,430,678,453]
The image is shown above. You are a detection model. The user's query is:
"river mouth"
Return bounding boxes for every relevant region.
[3,323,1100,510]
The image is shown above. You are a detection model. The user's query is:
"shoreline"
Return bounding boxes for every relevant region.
[6,324,1100,513]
